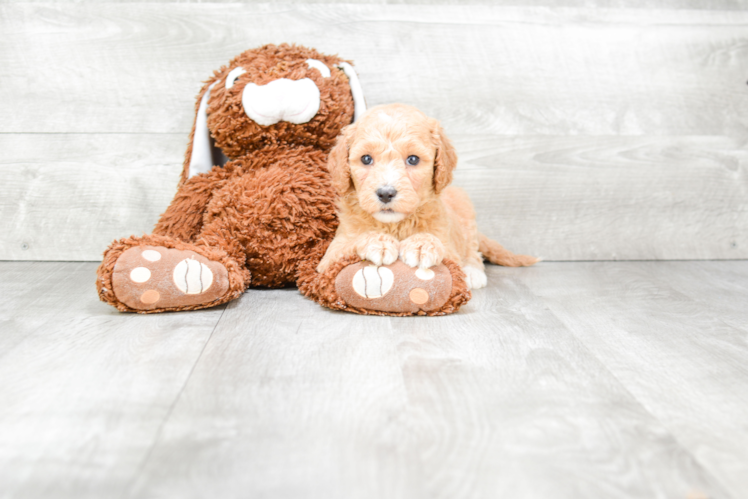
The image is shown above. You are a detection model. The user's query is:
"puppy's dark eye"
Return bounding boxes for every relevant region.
[361,155,373,165]
[406,155,420,166]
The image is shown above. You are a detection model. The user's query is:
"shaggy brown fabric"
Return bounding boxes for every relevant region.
[153,168,232,242]
[297,256,471,316]
[97,44,355,313]
[196,146,338,288]
[179,44,354,186]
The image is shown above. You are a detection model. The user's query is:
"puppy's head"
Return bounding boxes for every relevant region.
[328,104,457,223]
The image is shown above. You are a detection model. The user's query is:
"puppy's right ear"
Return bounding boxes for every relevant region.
[431,119,458,195]
[328,123,357,195]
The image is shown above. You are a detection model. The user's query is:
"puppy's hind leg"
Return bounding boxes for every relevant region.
[461,253,488,290]
[478,233,539,267]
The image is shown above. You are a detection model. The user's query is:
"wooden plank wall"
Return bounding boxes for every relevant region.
[1,2,746,261]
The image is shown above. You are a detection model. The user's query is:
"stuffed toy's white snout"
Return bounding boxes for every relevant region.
[187,59,366,179]
[242,78,320,126]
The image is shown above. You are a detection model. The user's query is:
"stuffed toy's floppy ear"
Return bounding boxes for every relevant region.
[328,123,357,195]
[431,119,458,195]
[179,81,229,186]
[337,62,366,123]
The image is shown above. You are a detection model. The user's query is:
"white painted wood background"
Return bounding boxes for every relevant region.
[1,1,747,261]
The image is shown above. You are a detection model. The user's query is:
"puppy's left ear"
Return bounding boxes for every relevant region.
[328,123,357,195]
[431,119,458,194]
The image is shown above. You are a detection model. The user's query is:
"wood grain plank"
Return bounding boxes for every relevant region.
[129,271,727,497]
[2,261,746,496]
[2,133,746,261]
[1,4,747,137]
[0,262,225,497]
[0,262,95,360]
[517,261,748,497]
[381,274,728,497]
[4,0,748,7]
[454,134,748,261]
[2,3,748,262]
[130,288,400,497]
[0,133,183,261]
[634,260,748,334]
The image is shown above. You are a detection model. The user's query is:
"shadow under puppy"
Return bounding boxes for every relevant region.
[299,103,537,316]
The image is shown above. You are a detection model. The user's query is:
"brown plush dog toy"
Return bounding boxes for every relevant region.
[97,44,494,316]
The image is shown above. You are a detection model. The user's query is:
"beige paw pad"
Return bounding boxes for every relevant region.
[140,290,160,304]
[351,265,394,298]
[130,267,151,283]
[111,245,229,311]
[141,249,162,262]
[409,288,429,305]
[173,258,214,294]
[415,268,435,281]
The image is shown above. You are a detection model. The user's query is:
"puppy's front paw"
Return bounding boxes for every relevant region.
[316,256,334,274]
[355,233,399,266]
[399,233,446,269]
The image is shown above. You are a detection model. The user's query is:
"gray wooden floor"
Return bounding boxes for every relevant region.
[1,261,747,497]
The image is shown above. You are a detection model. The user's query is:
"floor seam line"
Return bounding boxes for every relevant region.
[124,304,228,496]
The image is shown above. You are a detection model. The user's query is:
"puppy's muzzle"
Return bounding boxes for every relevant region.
[242,78,321,126]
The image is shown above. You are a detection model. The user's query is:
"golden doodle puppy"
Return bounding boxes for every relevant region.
[315,103,536,311]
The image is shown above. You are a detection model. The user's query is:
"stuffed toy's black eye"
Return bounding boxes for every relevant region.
[406,155,420,166]
[361,155,373,165]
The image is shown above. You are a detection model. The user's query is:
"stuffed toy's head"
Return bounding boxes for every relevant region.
[184,44,366,182]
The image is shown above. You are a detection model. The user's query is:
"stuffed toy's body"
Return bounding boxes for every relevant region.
[97,44,472,316]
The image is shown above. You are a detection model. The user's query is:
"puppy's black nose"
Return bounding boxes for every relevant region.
[376,186,397,204]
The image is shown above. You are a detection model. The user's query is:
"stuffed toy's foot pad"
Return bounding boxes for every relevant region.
[111,245,229,311]
[335,260,452,313]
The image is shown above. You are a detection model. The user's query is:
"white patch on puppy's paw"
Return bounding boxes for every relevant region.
[400,249,420,268]
[398,234,445,270]
[382,248,398,265]
[418,253,438,270]
[362,242,398,266]
[463,266,487,290]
